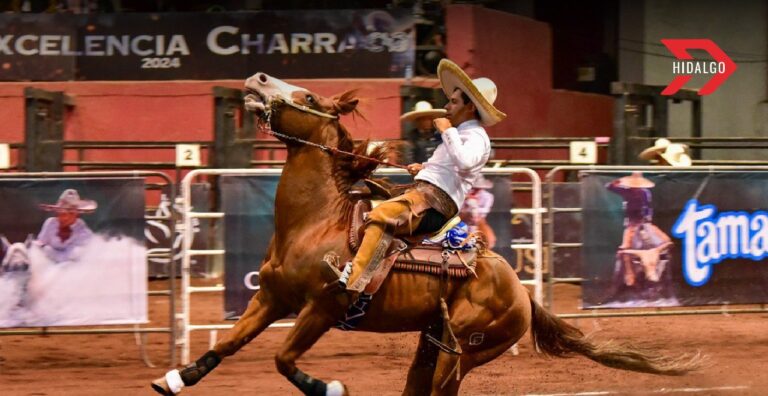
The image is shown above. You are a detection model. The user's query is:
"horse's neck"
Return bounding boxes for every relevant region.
[275,146,345,233]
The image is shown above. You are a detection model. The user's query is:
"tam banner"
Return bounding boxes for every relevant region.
[0,178,147,327]
[581,171,768,308]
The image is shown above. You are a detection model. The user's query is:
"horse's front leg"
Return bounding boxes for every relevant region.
[275,299,347,396]
[151,287,288,395]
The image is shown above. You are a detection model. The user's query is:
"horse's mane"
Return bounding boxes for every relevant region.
[331,120,391,224]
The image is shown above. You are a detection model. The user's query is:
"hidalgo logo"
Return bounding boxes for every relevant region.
[661,39,737,96]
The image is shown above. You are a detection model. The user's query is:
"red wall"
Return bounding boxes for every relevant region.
[445,5,613,138]
[0,79,408,143]
[0,5,613,166]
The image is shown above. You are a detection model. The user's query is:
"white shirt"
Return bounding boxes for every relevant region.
[415,119,491,209]
[36,217,94,262]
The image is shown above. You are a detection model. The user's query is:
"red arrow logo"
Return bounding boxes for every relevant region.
[661,39,737,96]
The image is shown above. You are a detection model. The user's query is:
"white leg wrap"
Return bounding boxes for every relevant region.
[165,369,185,394]
[326,380,345,396]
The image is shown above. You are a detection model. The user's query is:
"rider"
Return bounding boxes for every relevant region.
[341,59,506,292]
[36,188,97,262]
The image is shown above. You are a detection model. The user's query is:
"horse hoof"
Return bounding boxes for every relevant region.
[327,380,348,396]
[151,376,175,395]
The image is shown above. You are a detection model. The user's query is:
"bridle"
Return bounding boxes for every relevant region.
[255,96,408,170]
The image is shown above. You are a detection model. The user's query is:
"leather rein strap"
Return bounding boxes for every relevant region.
[257,97,409,170]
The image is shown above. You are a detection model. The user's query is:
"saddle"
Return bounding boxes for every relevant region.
[340,181,478,295]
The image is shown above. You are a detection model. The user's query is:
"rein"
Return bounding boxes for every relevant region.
[258,98,409,170]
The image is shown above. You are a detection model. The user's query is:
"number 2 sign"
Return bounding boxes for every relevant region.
[176,144,201,167]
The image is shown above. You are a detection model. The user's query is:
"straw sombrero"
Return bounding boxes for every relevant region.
[639,138,671,160]
[617,172,655,188]
[639,138,691,167]
[659,144,692,167]
[437,59,506,127]
[39,189,98,213]
[400,101,446,122]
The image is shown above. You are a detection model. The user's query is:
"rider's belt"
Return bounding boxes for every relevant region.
[412,181,458,219]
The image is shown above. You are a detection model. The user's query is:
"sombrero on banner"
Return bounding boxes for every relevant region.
[400,101,446,122]
[39,189,98,213]
[437,59,507,127]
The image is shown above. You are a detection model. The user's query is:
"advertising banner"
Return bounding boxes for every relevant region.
[220,175,278,319]
[0,178,147,327]
[581,171,768,308]
[0,10,414,81]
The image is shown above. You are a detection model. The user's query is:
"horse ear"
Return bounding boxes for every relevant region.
[1,235,9,250]
[333,90,360,115]
[25,234,34,246]
[335,98,358,115]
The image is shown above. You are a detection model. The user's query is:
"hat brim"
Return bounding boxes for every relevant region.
[638,145,667,160]
[438,59,506,127]
[618,176,655,188]
[39,200,97,213]
[660,152,692,167]
[400,109,446,122]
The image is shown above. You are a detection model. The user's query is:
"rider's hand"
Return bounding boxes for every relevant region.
[433,118,452,133]
[407,163,423,176]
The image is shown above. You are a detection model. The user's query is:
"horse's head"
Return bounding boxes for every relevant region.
[1,234,33,271]
[244,72,359,143]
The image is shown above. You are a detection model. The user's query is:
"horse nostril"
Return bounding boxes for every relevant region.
[257,73,268,84]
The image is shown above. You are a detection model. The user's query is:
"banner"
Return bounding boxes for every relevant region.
[220,173,519,317]
[0,10,414,81]
[581,171,768,308]
[145,183,211,278]
[0,178,147,327]
[220,175,278,319]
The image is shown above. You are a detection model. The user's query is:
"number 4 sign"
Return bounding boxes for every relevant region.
[569,141,597,164]
[0,144,9,169]
[176,144,201,167]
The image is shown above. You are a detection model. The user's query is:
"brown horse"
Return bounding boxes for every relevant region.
[152,73,702,396]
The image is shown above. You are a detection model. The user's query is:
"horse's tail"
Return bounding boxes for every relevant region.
[528,295,704,375]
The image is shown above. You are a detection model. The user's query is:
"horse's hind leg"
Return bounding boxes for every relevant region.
[274,300,346,396]
[403,323,442,396]
[151,288,288,395]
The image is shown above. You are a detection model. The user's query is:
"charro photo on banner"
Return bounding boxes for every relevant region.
[581,171,768,308]
[0,178,147,327]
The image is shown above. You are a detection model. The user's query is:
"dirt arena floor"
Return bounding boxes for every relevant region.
[1,280,767,396]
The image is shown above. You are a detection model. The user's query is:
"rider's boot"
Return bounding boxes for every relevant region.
[342,222,393,293]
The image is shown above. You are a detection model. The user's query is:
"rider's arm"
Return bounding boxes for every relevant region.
[440,128,489,170]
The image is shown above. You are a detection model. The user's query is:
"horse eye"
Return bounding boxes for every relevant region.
[305,95,315,105]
